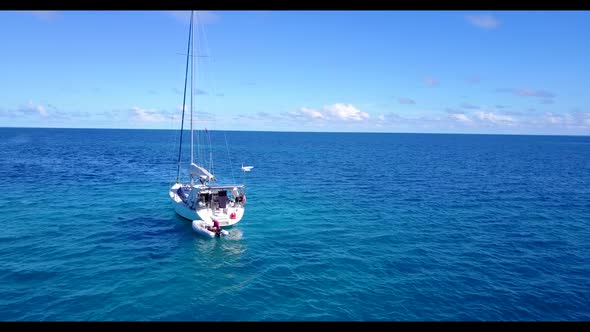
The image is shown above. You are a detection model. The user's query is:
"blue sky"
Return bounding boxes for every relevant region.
[0,10,589,135]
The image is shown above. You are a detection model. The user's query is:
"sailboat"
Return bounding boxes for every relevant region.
[169,11,252,230]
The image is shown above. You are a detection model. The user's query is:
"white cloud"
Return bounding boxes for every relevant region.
[289,103,369,122]
[466,14,501,29]
[475,111,516,124]
[37,106,48,117]
[0,101,51,119]
[324,103,369,121]
[544,112,563,124]
[25,101,49,117]
[132,106,168,122]
[220,107,590,134]
[449,113,472,124]
[300,107,325,120]
[552,112,590,128]
[519,111,589,129]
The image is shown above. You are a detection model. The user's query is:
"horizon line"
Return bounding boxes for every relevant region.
[0,126,588,138]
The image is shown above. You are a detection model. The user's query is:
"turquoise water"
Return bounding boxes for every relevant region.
[0,128,589,321]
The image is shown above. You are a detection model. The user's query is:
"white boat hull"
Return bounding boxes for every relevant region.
[169,183,245,227]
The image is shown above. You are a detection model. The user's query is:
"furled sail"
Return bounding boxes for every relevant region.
[190,163,216,182]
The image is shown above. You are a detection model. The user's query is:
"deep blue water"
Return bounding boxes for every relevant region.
[0,128,589,321]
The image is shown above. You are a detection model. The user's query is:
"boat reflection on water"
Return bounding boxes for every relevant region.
[191,228,246,263]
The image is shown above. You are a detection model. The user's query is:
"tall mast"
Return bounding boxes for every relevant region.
[190,10,195,167]
[176,11,194,183]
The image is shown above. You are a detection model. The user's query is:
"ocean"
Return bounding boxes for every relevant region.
[0,127,589,321]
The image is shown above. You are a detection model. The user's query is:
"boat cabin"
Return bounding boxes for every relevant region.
[196,185,245,210]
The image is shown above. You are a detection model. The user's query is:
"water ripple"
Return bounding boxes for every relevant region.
[0,129,589,320]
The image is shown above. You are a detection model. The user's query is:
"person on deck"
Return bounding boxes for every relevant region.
[207,218,222,237]
[236,193,246,205]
